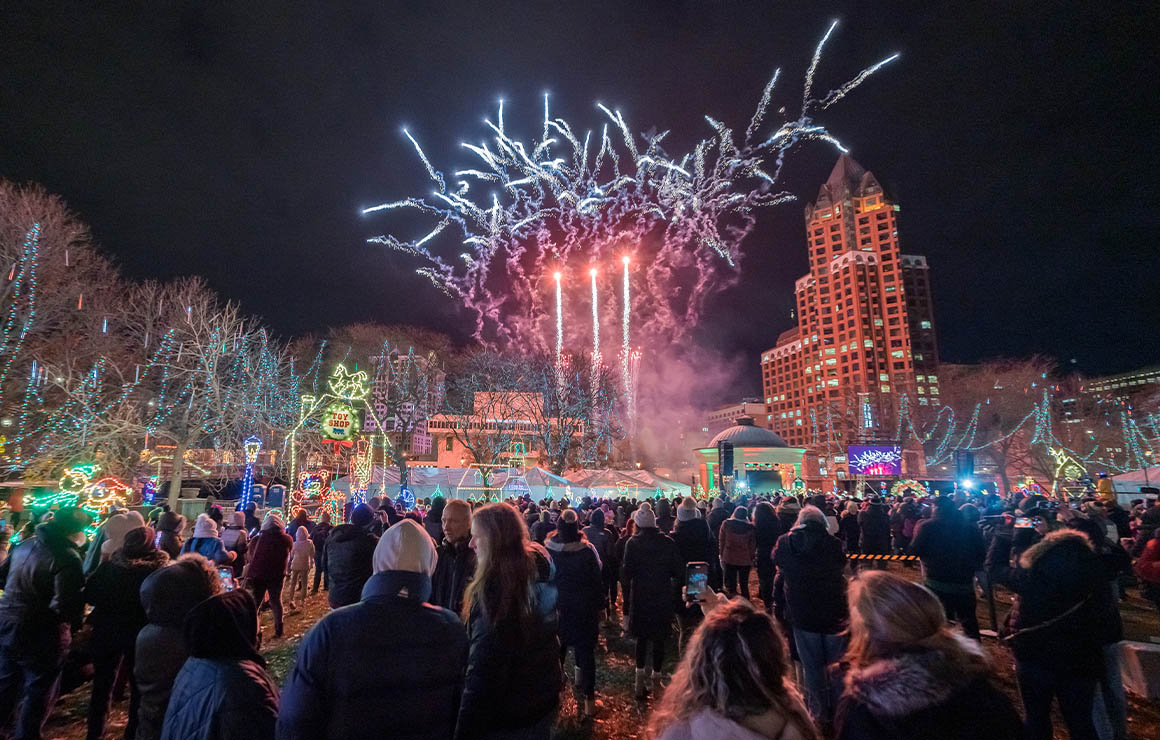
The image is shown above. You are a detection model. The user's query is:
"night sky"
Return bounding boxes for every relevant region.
[2,1,1158,394]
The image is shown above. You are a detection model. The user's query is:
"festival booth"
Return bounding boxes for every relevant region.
[1112,467,1160,502]
[566,469,688,501]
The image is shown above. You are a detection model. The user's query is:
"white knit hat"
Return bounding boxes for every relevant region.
[633,507,657,528]
[192,513,218,539]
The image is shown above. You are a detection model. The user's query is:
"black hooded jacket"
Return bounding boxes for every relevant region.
[0,521,86,635]
[325,523,379,609]
[772,520,848,634]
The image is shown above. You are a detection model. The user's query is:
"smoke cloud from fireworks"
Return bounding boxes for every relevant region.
[363,22,897,358]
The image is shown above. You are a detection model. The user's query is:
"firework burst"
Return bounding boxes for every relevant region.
[364,21,896,353]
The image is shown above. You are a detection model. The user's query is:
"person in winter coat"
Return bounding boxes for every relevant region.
[753,502,780,613]
[431,500,475,615]
[838,502,860,554]
[278,519,467,740]
[85,526,170,740]
[287,510,314,541]
[309,511,332,594]
[655,498,675,534]
[425,497,446,544]
[1065,516,1130,740]
[220,511,248,577]
[160,590,278,740]
[1136,527,1160,615]
[857,498,891,563]
[286,527,314,609]
[456,503,562,740]
[135,555,221,740]
[650,597,817,740]
[718,506,757,601]
[835,571,1022,740]
[179,514,236,566]
[100,511,147,564]
[530,511,556,544]
[583,508,618,620]
[612,520,636,622]
[325,504,379,609]
[773,505,848,724]
[243,502,261,534]
[775,498,801,536]
[621,506,683,699]
[672,498,714,630]
[909,496,986,639]
[154,511,185,560]
[246,512,294,638]
[83,509,123,576]
[0,508,92,740]
[890,499,919,554]
[544,509,603,719]
[989,527,1112,740]
[706,500,729,539]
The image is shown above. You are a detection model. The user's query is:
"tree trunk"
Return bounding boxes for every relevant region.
[168,439,188,511]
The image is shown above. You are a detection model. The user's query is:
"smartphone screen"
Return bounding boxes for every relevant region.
[684,561,709,601]
[218,567,236,592]
[1014,517,1033,529]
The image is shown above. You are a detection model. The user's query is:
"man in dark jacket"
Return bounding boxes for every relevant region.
[621,507,682,699]
[910,496,986,639]
[246,513,294,638]
[325,504,379,609]
[773,505,848,724]
[278,520,467,740]
[430,500,475,615]
[0,507,91,740]
[583,508,618,619]
[161,590,278,740]
[136,555,221,740]
[154,511,184,559]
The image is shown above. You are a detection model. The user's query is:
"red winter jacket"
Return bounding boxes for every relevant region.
[718,518,757,567]
[1135,537,1160,585]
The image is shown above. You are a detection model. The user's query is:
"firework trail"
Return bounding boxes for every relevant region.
[589,268,600,399]
[621,256,632,422]
[364,22,896,354]
[553,270,563,383]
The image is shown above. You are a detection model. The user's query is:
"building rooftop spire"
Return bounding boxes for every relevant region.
[826,153,867,192]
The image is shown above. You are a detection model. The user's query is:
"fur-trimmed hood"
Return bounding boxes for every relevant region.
[1018,528,1091,569]
[843,634,989,717]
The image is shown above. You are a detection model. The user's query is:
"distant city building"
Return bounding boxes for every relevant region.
[703,398,766,439]
[761,154,941,448]
[1083,365,1160,401]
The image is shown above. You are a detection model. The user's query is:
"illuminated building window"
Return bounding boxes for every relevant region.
[864,339,873,348]
[879,373,889,381]
[920,320,932,329]
[917,387,925,394]
[915,353,924,361]
[880,384,891,392]
[874,319,883,327]
[891,350,904,358]
[917,375,925,382]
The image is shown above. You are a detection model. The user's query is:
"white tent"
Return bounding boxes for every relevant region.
[564,469,690,501]
[1112,467,1160,499]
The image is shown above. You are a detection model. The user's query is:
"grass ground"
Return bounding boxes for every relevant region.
[40,565,1160,740]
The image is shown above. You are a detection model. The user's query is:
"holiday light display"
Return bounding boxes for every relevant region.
[348,438,373,503]
[362,23,897,357]
[240,435,262,508]
[890,479,927,498]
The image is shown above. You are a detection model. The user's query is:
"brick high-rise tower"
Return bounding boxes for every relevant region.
[761,155,940,449]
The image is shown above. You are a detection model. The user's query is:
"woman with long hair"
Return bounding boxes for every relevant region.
[457,503,562,740]
[835,571,1021,740]
[649,596,816,740]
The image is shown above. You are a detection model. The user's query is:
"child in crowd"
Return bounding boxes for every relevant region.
[287,527,314,610]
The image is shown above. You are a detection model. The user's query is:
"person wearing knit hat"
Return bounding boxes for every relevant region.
[622,499,682,698]
[278,519,466,739]
[633,506,657,529]
[246,510,294,638]
[676,497,700,523]
[179,513,235,566]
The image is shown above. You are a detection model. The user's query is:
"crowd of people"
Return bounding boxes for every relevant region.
[0,483,1156,740]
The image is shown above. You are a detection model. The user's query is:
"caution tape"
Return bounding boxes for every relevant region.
[846,554,920,561]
